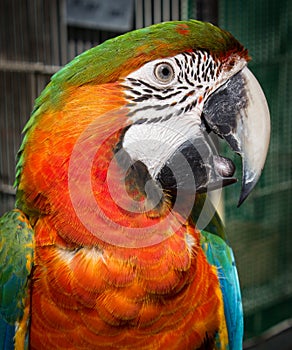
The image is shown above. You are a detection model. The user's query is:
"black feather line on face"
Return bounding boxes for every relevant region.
[113,125,131,156]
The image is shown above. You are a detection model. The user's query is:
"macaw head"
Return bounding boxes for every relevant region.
[101,20,270,207]
[119,36,270,207]
[17,20,270,247]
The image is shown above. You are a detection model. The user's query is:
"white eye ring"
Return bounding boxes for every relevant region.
[154,62,175,84]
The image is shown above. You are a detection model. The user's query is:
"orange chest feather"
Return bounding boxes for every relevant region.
[30,222,226,350]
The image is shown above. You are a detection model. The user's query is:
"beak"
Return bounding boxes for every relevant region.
[202,66,270,206]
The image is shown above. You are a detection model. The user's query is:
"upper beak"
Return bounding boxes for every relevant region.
[202,66,271,206]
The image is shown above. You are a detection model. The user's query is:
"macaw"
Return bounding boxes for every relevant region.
[0,20,270,350]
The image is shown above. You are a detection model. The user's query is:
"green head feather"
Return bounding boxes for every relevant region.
[30,20,247,118]
[56,20,246,85]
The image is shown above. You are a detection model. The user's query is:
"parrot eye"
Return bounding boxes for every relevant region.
[154,62,175,84]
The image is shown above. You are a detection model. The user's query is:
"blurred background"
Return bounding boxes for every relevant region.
[0,0,291,348]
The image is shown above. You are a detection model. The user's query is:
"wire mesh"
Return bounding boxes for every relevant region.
[0,0,65,214]
[219,0,292,338]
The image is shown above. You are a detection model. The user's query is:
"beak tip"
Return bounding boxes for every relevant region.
[237,180,256,207]
[237,197,245,208]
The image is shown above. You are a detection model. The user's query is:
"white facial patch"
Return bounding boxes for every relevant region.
[122,113,202,178]
[124,52,246,124]
[121,51,247,179]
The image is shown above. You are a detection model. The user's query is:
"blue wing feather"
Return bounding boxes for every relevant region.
[0,209,34,349]
[0,319,14,350]
[200,230,243,350]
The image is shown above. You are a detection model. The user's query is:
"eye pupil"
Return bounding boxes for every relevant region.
[161,67,170,77]
[154,62,175,83]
